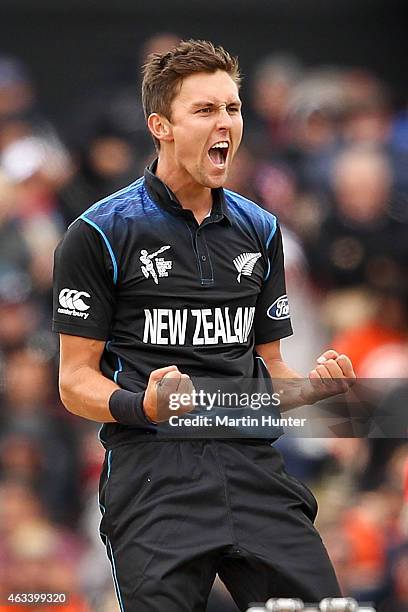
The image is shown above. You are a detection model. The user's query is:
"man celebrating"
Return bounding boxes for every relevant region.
[53,40,355,611]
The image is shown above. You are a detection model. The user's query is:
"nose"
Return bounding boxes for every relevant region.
[216,106,233,130]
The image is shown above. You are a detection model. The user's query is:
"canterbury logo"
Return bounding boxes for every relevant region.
[59,288,90,311]
[233,252,262,283]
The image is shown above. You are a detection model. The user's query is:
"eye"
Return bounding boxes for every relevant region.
[228,105,241,114]
[196,107,212,114]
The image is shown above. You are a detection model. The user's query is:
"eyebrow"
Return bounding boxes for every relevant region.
[190,100,242,109]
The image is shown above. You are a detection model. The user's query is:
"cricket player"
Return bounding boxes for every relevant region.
[53,40,355,611]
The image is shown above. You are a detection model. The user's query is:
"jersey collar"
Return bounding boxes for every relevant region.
[144,159,232,225]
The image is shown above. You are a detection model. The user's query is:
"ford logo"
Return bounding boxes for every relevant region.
[267,295,290,320]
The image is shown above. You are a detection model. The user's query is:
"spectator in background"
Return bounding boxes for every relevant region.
[0,481,45,567]
[328,288,408,379]
[340,69,392,147]
[0,140,64,319]
[1,348,79,524]
[304,146,407,291]
[58,32,182,226]
[283,68,346,194]
[0,481,89,612]
[0,57,34,123]
[224,143,258,201]
[390,98,408,200]
[0,171,37,351]
[247,53,302,157]
[254,161,299,229]
[301,145,408,430]
[0,55,71,215]
[1,135,70,219]
[0,171,30,280]
[57,124,138,226]
[0,293,38,353]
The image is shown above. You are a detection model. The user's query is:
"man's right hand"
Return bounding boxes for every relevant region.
[143,365,195,423]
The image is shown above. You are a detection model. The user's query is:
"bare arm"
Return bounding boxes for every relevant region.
[58,333,193,423]
[59,334,119,422]
[256,340,356,412]
[256,340,302,380]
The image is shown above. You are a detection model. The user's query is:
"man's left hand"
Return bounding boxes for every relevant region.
[300,349,356,405]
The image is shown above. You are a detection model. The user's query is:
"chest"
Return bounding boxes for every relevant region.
[118,218,267,306]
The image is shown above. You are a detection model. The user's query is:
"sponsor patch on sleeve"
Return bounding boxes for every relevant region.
[57,288,91,320]
[267,294,290,320]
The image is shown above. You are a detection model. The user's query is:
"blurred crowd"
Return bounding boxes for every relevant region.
[0,32,407,612]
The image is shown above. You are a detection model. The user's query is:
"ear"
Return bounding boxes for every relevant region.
[147,113,173,143]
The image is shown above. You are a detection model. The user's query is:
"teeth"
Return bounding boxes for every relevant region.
[212,142,229,149]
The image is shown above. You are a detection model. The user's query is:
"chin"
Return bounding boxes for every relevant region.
[207,177,227,189]
[205,169,229,189]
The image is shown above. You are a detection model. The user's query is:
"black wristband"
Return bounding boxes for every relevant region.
[108,389,155,427]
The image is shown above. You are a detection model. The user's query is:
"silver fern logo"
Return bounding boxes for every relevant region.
[233,252,262,283]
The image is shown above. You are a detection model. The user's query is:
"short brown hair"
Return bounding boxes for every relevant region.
[142,39,241,149]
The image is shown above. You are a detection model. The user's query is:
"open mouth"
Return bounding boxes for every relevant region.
[208,141,229,168]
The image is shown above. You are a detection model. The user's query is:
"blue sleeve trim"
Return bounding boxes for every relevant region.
[80,215,118,284]
[266,223,277,249]
[113,356,123,384]
[264,223,277,281]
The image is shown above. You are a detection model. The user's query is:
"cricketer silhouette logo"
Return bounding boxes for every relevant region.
[140,245,172,284]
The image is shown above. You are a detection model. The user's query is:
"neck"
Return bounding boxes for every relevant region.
[155,156,212,218]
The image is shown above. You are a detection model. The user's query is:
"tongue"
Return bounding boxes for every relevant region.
[209,147,224,165]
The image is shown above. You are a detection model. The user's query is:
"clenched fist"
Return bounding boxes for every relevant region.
[300,350,356,405]
[143,365,195,423]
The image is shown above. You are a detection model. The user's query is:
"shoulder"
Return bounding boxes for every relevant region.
[58,179,146,283]
[56,218,111,268]
[78,177,145,228]
[224,188,278,242]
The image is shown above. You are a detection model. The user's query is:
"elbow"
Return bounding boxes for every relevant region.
[59,373,79,415]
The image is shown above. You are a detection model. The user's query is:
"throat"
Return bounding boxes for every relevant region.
[173,185,213,223]
[194,203,212,225]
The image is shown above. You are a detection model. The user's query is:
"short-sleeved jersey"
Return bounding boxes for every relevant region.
[53,161,293,447]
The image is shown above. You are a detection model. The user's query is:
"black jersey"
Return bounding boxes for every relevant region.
[53,161,293,447]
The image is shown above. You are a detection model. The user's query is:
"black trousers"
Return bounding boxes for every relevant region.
[99,440,341,611]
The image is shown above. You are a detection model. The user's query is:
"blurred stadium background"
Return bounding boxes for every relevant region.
[0,1,407,610]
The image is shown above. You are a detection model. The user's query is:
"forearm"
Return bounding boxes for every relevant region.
[59,365,119,422]
[262,357,308,412]
[264,357,302,381]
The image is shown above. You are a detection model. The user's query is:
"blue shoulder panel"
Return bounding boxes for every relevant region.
[224,189,278,282]
[79,214,119,284]
[71,177,145,285]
